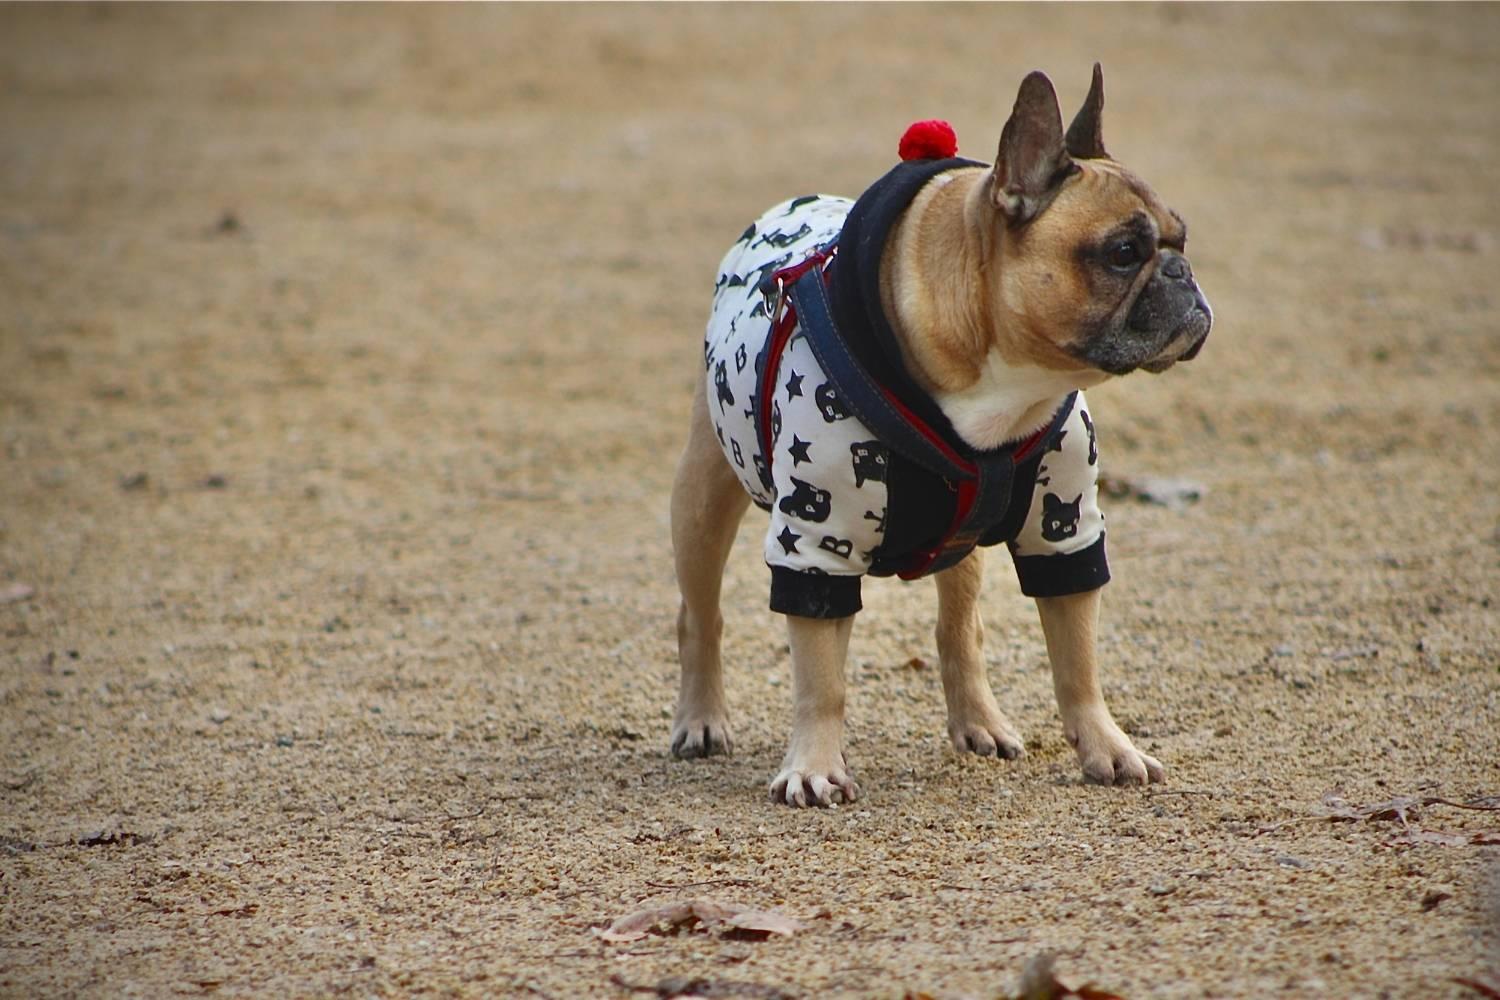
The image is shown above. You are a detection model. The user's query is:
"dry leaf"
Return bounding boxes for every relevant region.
[1097,473,1203,510]
[1320,793,1500,825]
[599,900,802,944]
[1453,977,1500,1000]
[599,902,697,942]
[1421,890,1452,912]
[76,830,154,848]
[1312,793,1500,849]
[1318,793,1422,824]
[611,973,794,1000]
[724,908,805,938]
[1384,829,1500,849]
[0,582,34,605]
[1009,952,1126,1000]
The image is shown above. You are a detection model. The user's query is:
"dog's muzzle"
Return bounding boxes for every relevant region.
[1178,299,1212,361]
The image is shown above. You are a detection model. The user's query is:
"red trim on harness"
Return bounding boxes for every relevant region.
[875,384,1050,474]
[889,401,1050,581]
[770,250,833,290]
[1011,423,1049,462]
[759,250,836,481]
[758,308,799,479]
[897,476,979,580]
[877,386,976,477]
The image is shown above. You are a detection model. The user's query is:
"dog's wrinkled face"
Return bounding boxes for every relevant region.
[988,65,1213,377]
[1020,162,1213,375]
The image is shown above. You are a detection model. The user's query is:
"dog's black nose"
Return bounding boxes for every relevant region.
[1161,252,1191,281]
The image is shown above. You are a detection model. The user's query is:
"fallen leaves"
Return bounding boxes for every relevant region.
[1454,977,1500,999]
[1384,829,1500,848]
[76,830,155,849]
[611,973,793,1000]
[1420,890,1452,912]
[1010,952,1126,1000]
[1255,791,1500,847]
[904,954,1127,1000]
[598,900,805,944]
[0,582,35,605]
[1098,473,1204,510]
[1315,792,1500,848]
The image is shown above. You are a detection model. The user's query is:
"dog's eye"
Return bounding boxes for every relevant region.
[1106,239,1146,271]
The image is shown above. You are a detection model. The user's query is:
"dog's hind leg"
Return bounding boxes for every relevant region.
[934,549,1026,759]
[669,377,751,758]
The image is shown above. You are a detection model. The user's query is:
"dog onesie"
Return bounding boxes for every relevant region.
[704,160,1109,620]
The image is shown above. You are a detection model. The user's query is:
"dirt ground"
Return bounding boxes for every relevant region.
[2,4,1498,998]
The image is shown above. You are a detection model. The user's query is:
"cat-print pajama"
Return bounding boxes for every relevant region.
[704,193,1109,619]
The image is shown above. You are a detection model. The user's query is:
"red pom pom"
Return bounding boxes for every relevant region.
[898,119,958,161]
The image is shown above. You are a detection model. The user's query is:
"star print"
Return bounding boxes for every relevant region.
[788,435,812,466]
[777,526,801,555]
[784,370,804,399]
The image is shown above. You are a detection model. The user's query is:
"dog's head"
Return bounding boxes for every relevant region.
[986,65,1212,377]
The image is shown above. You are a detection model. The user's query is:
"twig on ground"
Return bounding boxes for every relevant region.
[644,878,753,891]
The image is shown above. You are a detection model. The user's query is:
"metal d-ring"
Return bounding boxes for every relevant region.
[764,276,786,325]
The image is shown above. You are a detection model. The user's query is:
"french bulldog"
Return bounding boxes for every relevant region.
[669,66,1212,806]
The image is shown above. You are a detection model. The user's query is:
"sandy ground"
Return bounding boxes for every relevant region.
[2,4,1498,998]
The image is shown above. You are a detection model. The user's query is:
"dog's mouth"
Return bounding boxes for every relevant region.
[1071,295,1213,377]
[1139,301,1213,374]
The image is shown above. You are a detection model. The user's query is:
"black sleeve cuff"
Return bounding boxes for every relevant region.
[1009,534,1110,598]
[769,566,862,619]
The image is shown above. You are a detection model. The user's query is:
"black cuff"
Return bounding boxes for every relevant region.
[1009,534,1110,598]
[769,566,862,619]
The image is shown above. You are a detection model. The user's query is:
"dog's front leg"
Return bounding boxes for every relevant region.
[770,614,859,807]
[935,550,1025,759]
[1037,589,1164,786]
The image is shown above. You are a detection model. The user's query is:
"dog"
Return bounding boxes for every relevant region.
[670,66,1212,806]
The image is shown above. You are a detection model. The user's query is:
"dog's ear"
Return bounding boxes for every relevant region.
[1065,63,1108,160]
[992,71,1076,225]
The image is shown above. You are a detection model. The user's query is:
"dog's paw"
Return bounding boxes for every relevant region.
[947,711,1026,760]
[1066,713,1165,786]
[670,715,733,759]
[769,756,858,808]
